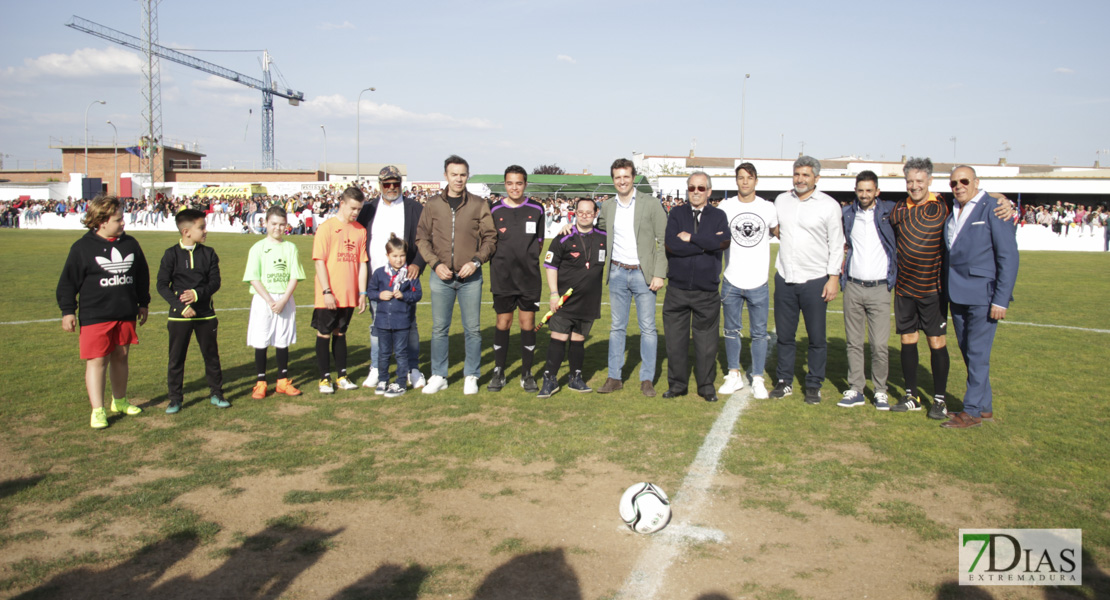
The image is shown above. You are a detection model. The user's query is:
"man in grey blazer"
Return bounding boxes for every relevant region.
[941,165,1019,429]
[596,158,668,396]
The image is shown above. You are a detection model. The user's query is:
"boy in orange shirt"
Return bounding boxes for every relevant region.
[312,187,369,393]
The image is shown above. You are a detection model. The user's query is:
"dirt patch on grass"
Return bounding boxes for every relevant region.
[2,456,1096,600]
[275,402,316,417]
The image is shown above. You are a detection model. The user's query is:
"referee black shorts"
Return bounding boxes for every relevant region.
[548,312,593,337]
[493,293,541,315]
[894,294,947,337]
[311,307,355,335]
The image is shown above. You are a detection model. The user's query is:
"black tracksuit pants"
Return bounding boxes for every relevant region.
[167,318,224,404]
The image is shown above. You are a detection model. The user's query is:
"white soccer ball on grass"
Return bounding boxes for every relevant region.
[619,482,672,534]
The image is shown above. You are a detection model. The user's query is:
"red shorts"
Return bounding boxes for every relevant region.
[79,320,138,359]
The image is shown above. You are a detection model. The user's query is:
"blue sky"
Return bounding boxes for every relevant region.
[2,0,1107,179]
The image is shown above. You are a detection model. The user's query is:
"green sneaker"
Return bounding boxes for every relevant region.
[110,397,142,416]
[90,407,108,429]
[210,395,231,409]
[165,402,181,414]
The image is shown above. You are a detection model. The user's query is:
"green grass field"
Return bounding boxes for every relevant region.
[0,228,1107,599]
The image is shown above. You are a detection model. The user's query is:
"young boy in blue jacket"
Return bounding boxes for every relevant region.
[368,234,422,397]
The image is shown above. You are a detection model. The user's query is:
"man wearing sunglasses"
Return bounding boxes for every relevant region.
[357,165,427,390]
[770,156,845,405]
[889,158,1015,420]
[662,172,730,402]
[941,166,1018,428]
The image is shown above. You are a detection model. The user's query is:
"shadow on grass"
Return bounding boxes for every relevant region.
[11,536,589,600]
[13,524,342,600]
[0,476,45,500]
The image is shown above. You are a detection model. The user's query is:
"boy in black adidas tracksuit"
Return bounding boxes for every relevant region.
[156,209,226,412]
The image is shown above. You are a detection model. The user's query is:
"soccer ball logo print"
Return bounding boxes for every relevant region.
[729,213,766,248]
[95,248,134,275]
[619,482,672,534]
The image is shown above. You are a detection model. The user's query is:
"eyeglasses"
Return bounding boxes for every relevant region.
[382,181,401,189]
[687,185,708,193]
[576,211,595,217]
[948,178,972,188]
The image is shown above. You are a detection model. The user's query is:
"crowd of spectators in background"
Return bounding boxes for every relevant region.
[2,187,1107,251]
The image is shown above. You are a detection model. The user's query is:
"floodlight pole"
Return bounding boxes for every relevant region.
[106,120,118,194]
[356,87,375,180]
[320,125,328,181]
[84,99,106,176]
[740,74,750,160]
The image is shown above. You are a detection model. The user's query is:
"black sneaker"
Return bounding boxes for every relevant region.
[769,380,793,398]
[536,372,559,399]
[520,371,538,393]
[927,399,948,420]
[487,367,506,392]
[804,388,821,405]
[567,370,592,393]
[891,393,922,412]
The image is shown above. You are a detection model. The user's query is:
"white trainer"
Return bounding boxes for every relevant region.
[463,375,479,395]
[408,368,426,389]
[422,375,448,394]
[362,368,379,388]
[718,371,745,395]
[751,376,769,399]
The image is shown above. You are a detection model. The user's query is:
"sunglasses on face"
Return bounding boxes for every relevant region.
[687,185,708,193]
[949,178,972,188]
[382,182,401,189]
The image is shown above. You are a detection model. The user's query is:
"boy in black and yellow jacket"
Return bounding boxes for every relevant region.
[157,209,227,412]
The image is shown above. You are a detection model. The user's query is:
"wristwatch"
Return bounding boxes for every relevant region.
[322,288,332,295]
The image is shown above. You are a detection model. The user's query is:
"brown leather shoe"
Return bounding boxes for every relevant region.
[641,380,656,397]
[981,411,994,421]
[597,377,623,394]
[941,411,982,429]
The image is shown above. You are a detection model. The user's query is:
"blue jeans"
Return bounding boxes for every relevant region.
[721,280,770,378]
[369,299,420,373]
[429,273,483,378]
[377,327,410,384]
[607,265,658,382]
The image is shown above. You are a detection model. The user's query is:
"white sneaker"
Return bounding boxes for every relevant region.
[751,376,769,399]
[718,371,745,395]
[336,376,358,390]
[422,375,448,394]
[408,368,426,389]
[362,368,379,388]
[464,375,479,395]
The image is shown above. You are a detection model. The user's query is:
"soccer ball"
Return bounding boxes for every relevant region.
[619,482,672,534]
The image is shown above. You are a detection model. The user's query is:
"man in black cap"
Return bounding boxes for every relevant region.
[357,165,427,389]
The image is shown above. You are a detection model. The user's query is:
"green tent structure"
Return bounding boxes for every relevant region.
[467,174,653,198]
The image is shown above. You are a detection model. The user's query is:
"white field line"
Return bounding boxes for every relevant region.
[617,387,753,600]
[5,303,1106,334]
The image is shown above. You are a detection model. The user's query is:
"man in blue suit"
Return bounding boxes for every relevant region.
[941,166,1019,429]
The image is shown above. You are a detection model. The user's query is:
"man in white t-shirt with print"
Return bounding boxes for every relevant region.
[717,162,778,399]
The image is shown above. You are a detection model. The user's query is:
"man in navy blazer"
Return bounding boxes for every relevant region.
[941,166,1019,429]
[356,165,427,389]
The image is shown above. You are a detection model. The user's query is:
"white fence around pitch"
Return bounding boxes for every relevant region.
[12,211,1110,251]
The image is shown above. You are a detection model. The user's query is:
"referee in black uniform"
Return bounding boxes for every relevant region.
[537,198,606,398]
[488,165,546,392]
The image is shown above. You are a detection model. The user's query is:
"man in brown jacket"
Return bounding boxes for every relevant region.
[416,155,497,395]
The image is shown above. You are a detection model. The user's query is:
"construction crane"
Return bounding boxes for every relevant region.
[65,14,305,171]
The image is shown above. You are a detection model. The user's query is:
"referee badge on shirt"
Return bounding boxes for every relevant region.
[545,250,554,263]
[526,221,537,234]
